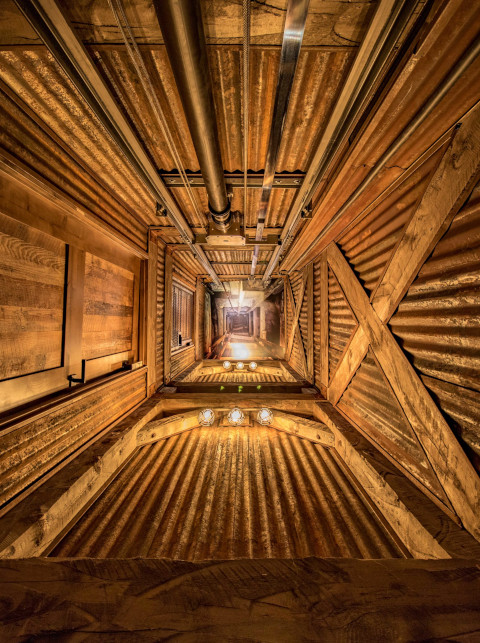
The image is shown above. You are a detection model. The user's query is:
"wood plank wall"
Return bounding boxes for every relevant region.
[308,113,480,540]
[0,211,66,379]
[82,253,134,360]
[0,369,147,511]
[156,242,165,387]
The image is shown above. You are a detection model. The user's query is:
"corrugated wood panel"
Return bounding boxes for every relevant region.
[390,183,480,473]
[328,267,357,382]
[190,372,288,383]
[82,253,134,360]
[0,369,146,509]
[313,256,323,387]
[171,346,195,380]
[338,350,447,504]
[337,146,447,297]
[156,244,165,385]
[287,271,307,379]
[0,53,154,250]
[172,254,196,291]
[52,425,402,559]
[0,212,65,380]
[196,281,205,360]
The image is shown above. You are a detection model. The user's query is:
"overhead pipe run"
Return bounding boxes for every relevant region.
[262,0,423,285]
[154,0,231,231]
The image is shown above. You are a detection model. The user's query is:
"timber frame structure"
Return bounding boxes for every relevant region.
[0,0,480,639]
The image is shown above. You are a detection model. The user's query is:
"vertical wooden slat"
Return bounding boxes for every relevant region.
[146,233,158,395]
[306,262,314,383]
[64,246,85,380]
[320,252,329,393]
[164,250,173,384]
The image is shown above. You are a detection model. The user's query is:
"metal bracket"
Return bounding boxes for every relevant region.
[67,360,86,386]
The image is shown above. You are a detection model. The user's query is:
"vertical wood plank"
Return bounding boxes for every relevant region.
[146,233,158,395]
[306,262,314,383]
[319,252,329,393]
[164,249,173,384]
[64,246,85,380]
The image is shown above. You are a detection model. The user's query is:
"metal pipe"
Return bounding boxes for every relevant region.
[250,0,309,277]
[285,31,480,274]
[154,0,231,229]
[262,0,421,284]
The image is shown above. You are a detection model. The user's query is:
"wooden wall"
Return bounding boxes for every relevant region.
[164,250,199,383]
[156,241,165,386]
[308,108,480,541]
[284,267,313,381]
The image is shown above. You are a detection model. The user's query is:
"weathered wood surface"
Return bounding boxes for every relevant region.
[82,252,135,360]
[315,402,480,560]
[0,369,147,513]
[1,557,480,642]
[0,211,66,380]
[52,425,401,559]
[327,241,480,540]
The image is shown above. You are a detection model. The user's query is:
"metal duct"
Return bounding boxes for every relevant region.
[155,0,231,230]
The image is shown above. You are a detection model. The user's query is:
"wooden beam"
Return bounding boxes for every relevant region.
[306,263,314,382]
[327,242,480,540]
[163,250,173,384]
[285,271,308,361]
[270,411,334,446]
[145,234,159,395]
[314,403,480,558]
[327,103,480,405]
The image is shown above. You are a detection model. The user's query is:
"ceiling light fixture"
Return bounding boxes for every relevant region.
[223,360,232,370]
[249,361,257,371]
[198,408,215,426]
[257,407,273,426]
[227,407,245,426]
[236,361,245,370]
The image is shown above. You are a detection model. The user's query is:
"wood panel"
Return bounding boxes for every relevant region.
[0,211,65,380]
[171,346,195,381]
[156,242,165,386]
[328,266,357,382]
[0,369,147,510]
[2,558,480,641]
[195,279,205,361]
[52,425,402,559]
[82,253,135,360]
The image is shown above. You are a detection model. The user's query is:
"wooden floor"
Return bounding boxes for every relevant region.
[52,425,403,559]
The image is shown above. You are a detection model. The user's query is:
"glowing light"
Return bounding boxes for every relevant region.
[231,343,249,359]
[239,290,245,305]
[236,361,245,370]
[257,407,273,426]
[223,360,232,370]
[198,408,215,426]
[228,407,245,426]
[249,361,257,371]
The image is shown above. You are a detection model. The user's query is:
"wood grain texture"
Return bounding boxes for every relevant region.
[0,211,65,380]
[1,557,480,642]
[155,241,165,386]
[0,369,146,510]
[82,252,135,360]
[52,424,402,559]
[327,242,480,540]
[315,402,480,560]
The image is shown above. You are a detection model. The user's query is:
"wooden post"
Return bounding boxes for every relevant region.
[319,251,329,394]
[306,262,314,383]
[145,233,158,395]
[164,249,173,384]
[64,246,85,378]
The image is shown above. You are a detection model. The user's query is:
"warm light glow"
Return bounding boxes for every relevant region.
[257,407,273,426]
[228,407,245,426]
[231,343,249,359]
[198,408,215,426]
[239,290,245,305]
[249,361,257,371]
[236,361,245,370]
[223,360,232,370]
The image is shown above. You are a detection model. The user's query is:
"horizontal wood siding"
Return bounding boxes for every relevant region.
[171,346,195,380]
[0,369,146,509]
[389,184,480,473]
[0,212,66,380]
[82,253,134,360]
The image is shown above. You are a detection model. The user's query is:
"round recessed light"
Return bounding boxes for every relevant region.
[236,361,245,370]
[257,407,273,426]
[223,360,232,370]
[228,407,245,426]
[249,361,257,371]
[198,408,215,426]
